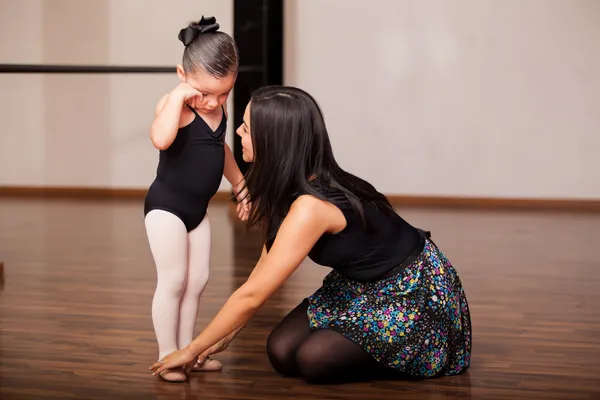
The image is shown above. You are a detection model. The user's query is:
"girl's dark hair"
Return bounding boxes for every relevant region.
[178,16,238,78]
[243,85,398,239]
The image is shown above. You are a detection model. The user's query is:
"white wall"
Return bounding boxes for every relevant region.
[0,0,234,191]
[2,0,598,200]
[285,0,600,199]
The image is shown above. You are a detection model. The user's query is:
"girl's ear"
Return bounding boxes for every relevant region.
[176,64,186,82]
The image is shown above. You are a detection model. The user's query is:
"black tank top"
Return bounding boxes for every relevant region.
[266,187,422,282]
[156,105,226,196]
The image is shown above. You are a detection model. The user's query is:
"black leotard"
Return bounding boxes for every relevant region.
[144,104,226,232]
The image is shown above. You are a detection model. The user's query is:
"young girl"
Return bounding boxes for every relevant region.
[143,16,249,382]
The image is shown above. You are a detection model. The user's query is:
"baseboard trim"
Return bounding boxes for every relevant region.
[386,195,600,212]
[0,186,598,212]
[0,186,233,202]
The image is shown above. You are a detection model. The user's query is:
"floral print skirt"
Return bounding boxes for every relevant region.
[306,233,472,378]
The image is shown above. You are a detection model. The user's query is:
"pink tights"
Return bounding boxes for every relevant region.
[145,210,221,379]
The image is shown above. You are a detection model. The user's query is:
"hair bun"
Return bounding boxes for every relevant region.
[178,15,220,46]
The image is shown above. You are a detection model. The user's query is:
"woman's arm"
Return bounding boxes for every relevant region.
[188,196,330,351]
[150,195,340,374]
[248,245,268,279]
[194,244,268,360]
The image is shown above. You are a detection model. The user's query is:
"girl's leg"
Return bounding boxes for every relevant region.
[176,215,221,371]
[145,209,189,382]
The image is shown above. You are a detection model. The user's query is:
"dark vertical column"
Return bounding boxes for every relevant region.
[233,0,283,176]
[231,1,283,309]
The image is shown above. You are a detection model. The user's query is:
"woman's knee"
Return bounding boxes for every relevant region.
[266,330,300,376]
[294,329,388,384]
[295,345,322,383]
[265,299,312,376]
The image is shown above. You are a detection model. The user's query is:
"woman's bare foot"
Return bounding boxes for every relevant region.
[191,356,222,372]
[158,366,187,382]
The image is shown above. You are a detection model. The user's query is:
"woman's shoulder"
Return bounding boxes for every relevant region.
[289,192,341,216]
[265,193,343,251]
[294,183,351,206]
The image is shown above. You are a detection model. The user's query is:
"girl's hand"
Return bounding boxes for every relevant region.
[173,82,203,108]
[236,198,251,222]
[233,181,251,221]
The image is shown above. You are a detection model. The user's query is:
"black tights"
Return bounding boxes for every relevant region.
[266,299,399,384]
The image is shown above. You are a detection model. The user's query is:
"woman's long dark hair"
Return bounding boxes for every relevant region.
[244,85,397,239]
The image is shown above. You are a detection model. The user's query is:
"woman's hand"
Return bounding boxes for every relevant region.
[149,346,197,376]
[197,334,235,363]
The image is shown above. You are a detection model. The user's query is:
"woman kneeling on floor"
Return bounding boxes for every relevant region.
[150,85,472,384]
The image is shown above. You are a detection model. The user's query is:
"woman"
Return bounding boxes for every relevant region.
[150,86,472,383]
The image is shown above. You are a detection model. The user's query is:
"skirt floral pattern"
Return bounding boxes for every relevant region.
[306,237,472,378]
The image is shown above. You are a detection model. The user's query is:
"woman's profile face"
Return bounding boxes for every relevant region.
[236,102,254,163]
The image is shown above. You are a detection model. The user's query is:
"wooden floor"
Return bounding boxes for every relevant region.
[0,197,599,399]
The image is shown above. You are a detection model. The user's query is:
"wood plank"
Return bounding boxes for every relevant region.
[0,198,599,399]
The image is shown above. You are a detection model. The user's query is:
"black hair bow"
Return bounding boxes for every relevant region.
[178,16,220,46]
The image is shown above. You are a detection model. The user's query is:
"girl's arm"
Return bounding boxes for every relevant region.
[221,102,250,218]
[150,84,201,150]
[221,102,246,193]
[223,143,245,192]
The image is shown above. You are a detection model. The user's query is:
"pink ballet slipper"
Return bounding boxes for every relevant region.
[158,366,187,382]
[191,356,222,372]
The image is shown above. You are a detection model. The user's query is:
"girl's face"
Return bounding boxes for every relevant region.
[177,65,235,114]
[236,102,254,163]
